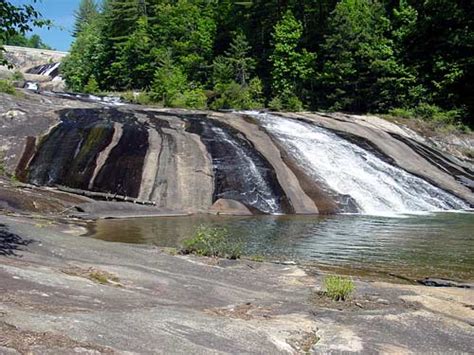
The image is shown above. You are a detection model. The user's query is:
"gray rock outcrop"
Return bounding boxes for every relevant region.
[1,90,472,215]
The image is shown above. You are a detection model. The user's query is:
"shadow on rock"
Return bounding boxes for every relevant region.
[0,224,33,256]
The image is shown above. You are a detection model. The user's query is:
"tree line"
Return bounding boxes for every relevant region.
[36,0,474,125]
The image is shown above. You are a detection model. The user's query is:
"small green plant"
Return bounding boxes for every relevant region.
[182,225,242,259]
[0,152,5,176]
[83,76,100,94]
[250,255,265,262]
[12,70,24,81]
[388,103,470,132]
[323,275,354,301]
[89,270,120,285]
[163,247,178,256]
[0,80,17,95]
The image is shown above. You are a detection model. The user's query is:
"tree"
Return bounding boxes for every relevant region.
[269,10,315,110]
[319,0,416,112]
[210,32,263,109]
[224,32,255,86]
[113,16,155,89]
[397,0,474,124]
[73,0,98,37]
[151,51,188,106]
[151,0,216,82]
[61,20,104,92]
[0,0,51,65]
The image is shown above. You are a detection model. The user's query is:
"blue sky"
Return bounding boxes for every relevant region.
[11,0,80,51]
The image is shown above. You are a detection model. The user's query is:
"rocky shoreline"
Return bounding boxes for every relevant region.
[0,213,473,354]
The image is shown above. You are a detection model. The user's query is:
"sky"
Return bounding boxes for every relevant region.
[11,0,80,51]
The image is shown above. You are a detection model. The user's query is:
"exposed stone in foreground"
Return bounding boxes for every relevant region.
[0,215,473,354]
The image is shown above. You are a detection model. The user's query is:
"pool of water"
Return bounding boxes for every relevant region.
[85,212,474,281]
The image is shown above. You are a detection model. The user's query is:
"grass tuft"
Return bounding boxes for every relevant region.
[0,80,17,95]
[323,275,355,301]
[181,225,242,259]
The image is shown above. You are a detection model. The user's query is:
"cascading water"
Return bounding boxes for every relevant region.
[249,112,469,215]
[26,63,61,77]
[186,118,290,214]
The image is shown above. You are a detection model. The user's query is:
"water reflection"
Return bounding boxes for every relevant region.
[85,213,474,280]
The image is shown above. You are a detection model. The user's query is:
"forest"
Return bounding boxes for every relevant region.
[8,0,474,126]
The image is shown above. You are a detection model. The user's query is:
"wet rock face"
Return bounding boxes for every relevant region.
[5,91,472,215]
[22,107,294,214]
[27,109,148,198]
[185,116,293,214]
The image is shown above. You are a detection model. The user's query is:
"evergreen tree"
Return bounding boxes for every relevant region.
[400,0,474,124]
[73,0,98,37]
[269,10,314,110]
[114,17,155,89]
[210,31,263,110]
[61,20,104,92]
[319,0,416,112]
[59,0,473,124]
[151,0,216,82]
[224,32,255,86]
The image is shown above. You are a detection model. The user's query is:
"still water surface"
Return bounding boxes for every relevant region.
[85,213,474,280]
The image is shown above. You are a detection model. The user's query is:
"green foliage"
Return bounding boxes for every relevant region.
[114,17,155,89]
[60,0,473,125]
[223,32,256,86]
[0,80,16,95]
[11,70,24,81]
[73,0,98,37]
[172,88,208,110]
[0,151,5,176]
[319,0,418,113]
[182,225,242,259]
[389,104,470,132]
[151,0,216,82]
[269,10,314,109]
[151,54,187,105]
[0,1,52,65]
[61,20,104,92]
[269,92,303,112]
[250,255,265,262]
[2,33,52,49]
[121,91,153,105]
[323,275,355,301]
[211,77,263,110]
[83,76,100,94]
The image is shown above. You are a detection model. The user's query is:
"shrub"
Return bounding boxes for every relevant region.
[210,78,264,110]
[0,152,6,176]
[181,225,242,259]
[323,275,354,301]
[0,80,17,95]
[121,91,154,105]
[388,103,470,132]
[172,88,208,109]
[12,70,24,81]
[83,76,100,94]
[269,91,303,112]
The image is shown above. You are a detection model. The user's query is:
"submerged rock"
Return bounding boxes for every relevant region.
[209,199,253,215]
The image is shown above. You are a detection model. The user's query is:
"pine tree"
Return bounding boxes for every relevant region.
[73,0,98,37]
[224,32,255,86]
[319,0,416,112]
[269,10,314,110]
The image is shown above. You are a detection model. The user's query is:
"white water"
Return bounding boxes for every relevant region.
[249,112,468,215]
[209,125,282,214]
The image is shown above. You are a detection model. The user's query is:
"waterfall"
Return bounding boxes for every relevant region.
[186,118,290,214]
[250,112,468,215]
[26,62,61,77]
